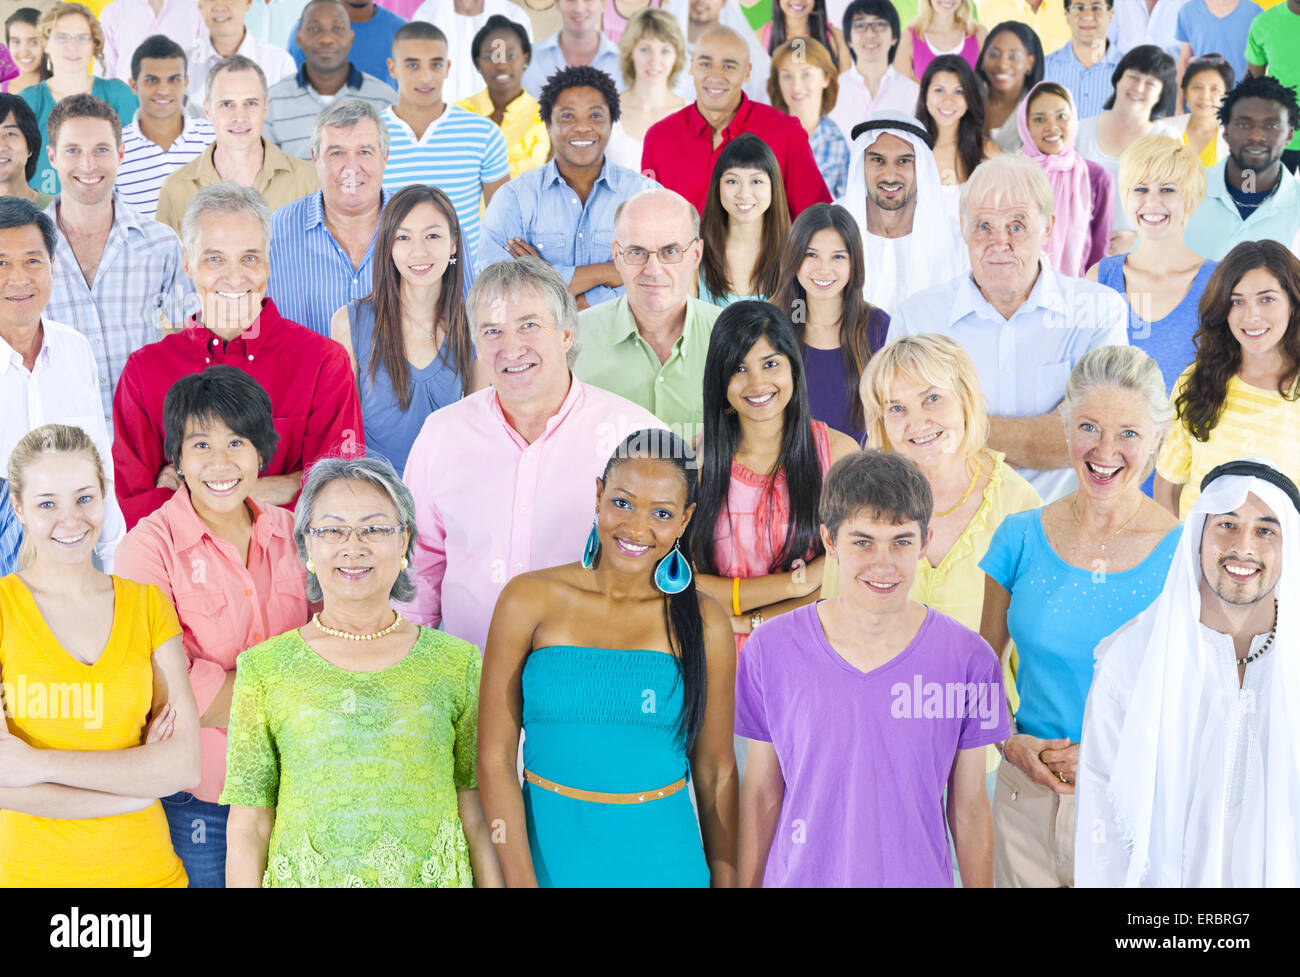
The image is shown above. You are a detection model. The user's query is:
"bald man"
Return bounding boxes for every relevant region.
[573,187,721,439]
[640,25,831,218]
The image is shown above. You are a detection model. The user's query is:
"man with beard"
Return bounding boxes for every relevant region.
[1183,75,1299,261]
[1076,459,1300,886]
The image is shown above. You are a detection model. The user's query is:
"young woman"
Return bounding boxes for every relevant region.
[603,0,667,43]
[479,429,738,887]
[769,203,889,444]
[698,133,790,306]
[1162,55,1232,168]
[0,424,200,887]
[457,15,549,179]
[330,185,487,478]
[0,93,52,207]
[609,7,686,171]
[895,0,985,82]
[760,0,850,73]
[1017,82,1113,278]
[3,8,46,94]
[1155,241,1300,517]
[19,2,137,194]
[1074,44,1177,255]
[692,301,860,651]
[769,37,848,198]
[915,53,998,220]
[976,21,1043,153]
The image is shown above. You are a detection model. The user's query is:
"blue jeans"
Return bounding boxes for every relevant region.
[162,791,229,888]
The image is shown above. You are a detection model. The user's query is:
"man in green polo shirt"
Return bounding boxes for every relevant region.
[574,188,721,444]
[1246,0,1300,171]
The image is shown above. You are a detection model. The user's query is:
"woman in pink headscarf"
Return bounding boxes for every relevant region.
[1016,81,1113,277]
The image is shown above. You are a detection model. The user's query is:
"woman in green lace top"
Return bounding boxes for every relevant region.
[222,456,502,888]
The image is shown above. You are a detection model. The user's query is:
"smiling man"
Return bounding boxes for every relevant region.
[113,182,363,529]
[399,256,664,651]
[187,0,297,118]
[1044,0,1121,119]
[520,0,620,99]
[828,0,919,139]
[288,0,407,89]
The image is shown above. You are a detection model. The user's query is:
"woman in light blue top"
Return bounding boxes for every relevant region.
[329,185,486,477]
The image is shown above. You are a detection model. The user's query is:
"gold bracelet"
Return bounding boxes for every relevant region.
[732,576,742,617]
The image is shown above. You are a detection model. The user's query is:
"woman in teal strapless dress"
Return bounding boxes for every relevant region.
[479,430,738,887]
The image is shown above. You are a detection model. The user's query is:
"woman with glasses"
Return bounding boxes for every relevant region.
[19,1,136,194]
[223,455,502,888]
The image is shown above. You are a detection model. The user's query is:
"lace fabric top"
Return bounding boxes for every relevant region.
[221,626,481,888]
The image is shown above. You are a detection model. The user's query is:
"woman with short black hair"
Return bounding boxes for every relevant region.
[0,92,49,205]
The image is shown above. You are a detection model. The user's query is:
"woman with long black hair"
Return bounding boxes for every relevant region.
[975,20,1044,153]
[915,53,999,220]
[479,429,738,887]
[760,0,851,72]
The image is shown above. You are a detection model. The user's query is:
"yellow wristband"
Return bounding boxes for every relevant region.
[732,576,742,617]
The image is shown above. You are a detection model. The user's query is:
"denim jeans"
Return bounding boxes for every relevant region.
[161,791,229,888]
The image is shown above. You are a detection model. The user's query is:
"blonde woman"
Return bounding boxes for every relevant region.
[896,0,986,83]
[608,7,685,171]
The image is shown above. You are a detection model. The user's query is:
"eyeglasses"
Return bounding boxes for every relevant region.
[50,32,93,45]
[1066,4,1109,14]
[614,239,698,266]
[850,19,892,34]
[307,525,405,544]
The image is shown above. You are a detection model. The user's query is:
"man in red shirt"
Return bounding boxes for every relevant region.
[640,25,830,219]
[112,181,364,530]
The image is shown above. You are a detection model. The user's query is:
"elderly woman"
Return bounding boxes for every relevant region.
[114,366,308,888]
[222,456,502,888]
[978,345,1182,888]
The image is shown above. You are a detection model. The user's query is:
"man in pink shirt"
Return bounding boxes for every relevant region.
[400,256,665,651]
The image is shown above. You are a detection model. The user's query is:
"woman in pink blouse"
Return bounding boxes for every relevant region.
[114,366,309,888]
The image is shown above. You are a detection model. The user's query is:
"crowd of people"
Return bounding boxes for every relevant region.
[0,0,1298,889]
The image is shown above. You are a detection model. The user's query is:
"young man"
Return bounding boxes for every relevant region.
[828,0,920,140]
[520,0,619,99]
[288,0,407,89]
[1044,0,1121,119]
[119,35,217,219]
[737,449,1008,887]
[1246,0,1300,171]
[1176,0,1261,91]
[381,20,509,260]
[187,0,297,117]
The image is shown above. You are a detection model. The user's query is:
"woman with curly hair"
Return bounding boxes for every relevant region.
[1155,241,1300,516]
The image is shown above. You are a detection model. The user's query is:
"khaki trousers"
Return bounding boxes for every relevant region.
[993,758,1075,888]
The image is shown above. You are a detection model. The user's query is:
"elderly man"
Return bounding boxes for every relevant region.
[0,197,125,569]
[837,111,967,313]
[266,0,397,159]
[268,96,390,337]
[1077,459,1300,887]
[157,55,319,236]
[641,25,830,218]
[889,154,1129,503]
[520,0,620,99]
[113,182,363,529]
[187,0,297,117]
[573,188,718,440]
[43,94,197,426]
[400,256,664,651]
[479,65,657,309]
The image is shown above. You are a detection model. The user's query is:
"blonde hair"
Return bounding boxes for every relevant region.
[37,2,104,63]
[768,37,840,117]
[959,154,1055,234]
[912,0,978,37]
[6,423,106,571]
[859,334,990,461]
[619,8,686,90]
[1118,133,1206,224]
[1060,345,1172,481]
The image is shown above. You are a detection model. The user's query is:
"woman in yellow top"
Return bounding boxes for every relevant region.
[1160,55,1231,167]
[457,14,549,179]
[0,424,200,887]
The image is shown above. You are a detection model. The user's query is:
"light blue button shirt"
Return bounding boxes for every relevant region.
[1043,41,1123,120]
[1182,161,1300,262]
[888,261,1130,502]
[522,32,623,99]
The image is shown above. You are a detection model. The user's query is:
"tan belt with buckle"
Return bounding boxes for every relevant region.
[523,769,687,805]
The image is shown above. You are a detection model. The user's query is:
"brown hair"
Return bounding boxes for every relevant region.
[819,448,933,543]
[7,423,105,570]
[37,2,103,63]
[46,92,121,150]
[767,37,840,117]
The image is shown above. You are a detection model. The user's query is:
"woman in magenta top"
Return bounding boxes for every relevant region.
[603,0,667,43]
[114,367,309,888]
[895,0,985,81]
[691,301,859,653]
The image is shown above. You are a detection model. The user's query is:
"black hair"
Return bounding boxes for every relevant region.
[1218,73,1300,131]
[976,21,1044,95]
[599,429,707,752]
[162,366,281,472]
[392,19,447,50]
[537,64,621,124]
[1060,0,1112,7]
[470,13,530,63]
[915,53,988,182]
[842,0,900,63]
[130,33,187,81]
[0,195,55,255]
[1180,53,1235,94]
[0,94,42,182]
[1102,43,1176,119]
[693,301,825,577]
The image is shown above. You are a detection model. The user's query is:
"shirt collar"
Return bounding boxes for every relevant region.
[167,483,288,552]
[183,297,284,356]
[950,257,1062,325]
[542,155,614,190]
[487,372,585,448]
[297,61,366,91]
[608,297,700,354]
[689,92,751,138]
[0,328,47,375]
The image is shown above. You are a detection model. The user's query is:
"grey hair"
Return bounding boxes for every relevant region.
[204,53,267,104]
[293,455,418,603]
[181,182,272,262]
[959,154,1055,235]
[613,187,700,241]
[310,96,391,161]
[1061,345,1174,481]
[467,256,581,367]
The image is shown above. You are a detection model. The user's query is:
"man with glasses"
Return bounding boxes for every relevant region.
[1045,0,1122,119]
[828,0,919,143]
[574,187,719,440]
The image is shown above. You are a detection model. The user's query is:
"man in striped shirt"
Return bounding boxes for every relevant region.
[380,20,509,261]
[120,35,216,220]
[0,478,19,577]
[1044,0,1123,119]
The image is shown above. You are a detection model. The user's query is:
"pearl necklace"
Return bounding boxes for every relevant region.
[312,610,403,642]
[1237,600,1278,667]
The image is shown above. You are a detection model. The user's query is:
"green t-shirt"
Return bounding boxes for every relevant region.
[1246,4,1300,151]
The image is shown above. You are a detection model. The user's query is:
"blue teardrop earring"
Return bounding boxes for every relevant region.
[581,520,600,570]
[654,539,692,595]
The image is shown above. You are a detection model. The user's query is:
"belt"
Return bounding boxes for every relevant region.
[523,769,687,805]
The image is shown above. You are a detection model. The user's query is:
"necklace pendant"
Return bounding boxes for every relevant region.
[1100,543,1105,551]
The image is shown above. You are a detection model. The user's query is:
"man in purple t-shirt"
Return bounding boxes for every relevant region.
[736,450,1009,888]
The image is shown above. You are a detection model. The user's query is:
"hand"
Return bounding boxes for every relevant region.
[144,703,177,744]
[1003,734,1075,794]
[248,472,302,507]
[155,464,181,491]
[790,555,824,597]
[729,613,753,636]
[1040,741,1079,786]
[505,238,540,259]
[0,717,46,788]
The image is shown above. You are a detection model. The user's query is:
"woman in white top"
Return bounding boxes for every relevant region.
[608,6,685,171]
[975,21,1044,154]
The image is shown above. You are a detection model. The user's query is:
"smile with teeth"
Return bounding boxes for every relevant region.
[1223,561,1261,578]
[203,478,240,494]
[910,430,942,446]
[744,391,777,406]
[614,537,652,557]
[1086,461,1122,481]
[810,277,836,287]
[863,579,899,592]
[502,363,534,373]
[336,566,373,579]
[1241,326,1269,338]
[1138,213,1168,224]
[53,529,89,545]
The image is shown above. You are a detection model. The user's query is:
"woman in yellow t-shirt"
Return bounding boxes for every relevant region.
[0,424,200,887]
[1156,241,1300,517]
